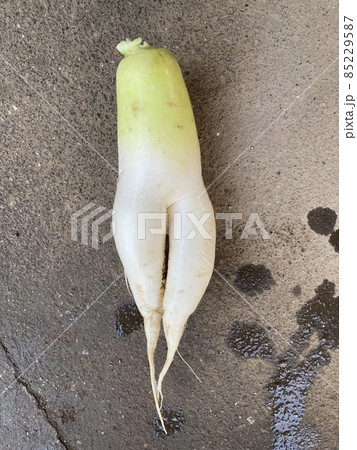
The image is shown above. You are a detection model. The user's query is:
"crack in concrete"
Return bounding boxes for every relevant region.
[0,339,72,450]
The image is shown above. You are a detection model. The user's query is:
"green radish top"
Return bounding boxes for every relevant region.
[117,37,151,57]
[116,38,201,165]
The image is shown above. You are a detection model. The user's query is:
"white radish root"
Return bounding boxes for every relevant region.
[113,37,216,434]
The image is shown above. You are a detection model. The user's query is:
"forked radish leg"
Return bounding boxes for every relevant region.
[113,182,167,431]
[156,190,215,407]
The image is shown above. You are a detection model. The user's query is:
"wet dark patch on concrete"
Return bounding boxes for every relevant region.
[114,302,143,337]
[268,279,338,449]
[292,284,302,296]
[229,280,338,449]
[329,229,339,253]
[152,406,185,437]
[307,207,337,236]
[267,361,322,449]
[296,280,338,349]
[227,322,274,359]
[267,345,331,449]
[307,207,339,254]
[234,264,275,297]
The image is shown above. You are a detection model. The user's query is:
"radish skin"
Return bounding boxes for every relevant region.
[112,38,216,433]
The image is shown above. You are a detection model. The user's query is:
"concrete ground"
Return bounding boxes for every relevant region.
[0,1,338,449]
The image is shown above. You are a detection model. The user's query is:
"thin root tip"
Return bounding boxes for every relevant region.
[154,388,166,433]
[157,407,167,435]
[116,37,151,57]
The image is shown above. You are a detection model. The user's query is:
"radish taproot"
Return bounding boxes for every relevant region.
[112,37,216,433]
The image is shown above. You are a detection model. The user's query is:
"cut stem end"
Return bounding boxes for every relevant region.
[116,37,151,57]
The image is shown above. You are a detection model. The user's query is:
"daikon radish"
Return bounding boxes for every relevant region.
[112,37,216,433]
